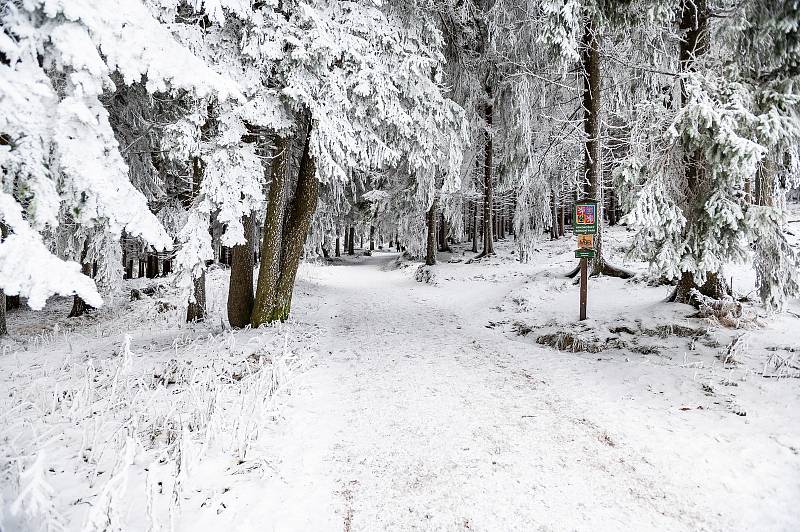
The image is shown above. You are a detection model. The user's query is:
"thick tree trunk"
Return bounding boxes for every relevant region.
[348,226,355,255]
[0,288,5,337]
[0,223,6,335]
[426,198,438,266]
[477,97,494,257]
[269,126,319,322]
[6,295,19,311]
[438,213,452,252]
[186,155,207,322]
[252,136,290,326]
[146,253,158,278]
[672,0,713,304]
[227,213,255,328]
[186,272,206,322]
[582,17,604,272]
[335,234,341,257]
[577,17,632,279]
[370,225,375,251]
[471,199,479,253]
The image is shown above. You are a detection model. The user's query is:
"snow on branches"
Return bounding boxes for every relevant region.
[0,0,240,309]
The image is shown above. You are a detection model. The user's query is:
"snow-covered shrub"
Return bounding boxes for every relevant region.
[0,323,313,531]
[415,265,437,284]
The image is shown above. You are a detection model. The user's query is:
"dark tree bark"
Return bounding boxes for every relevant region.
[227,212,255,328]
[0,223,6,335]
[252,136,290,326]
[269,125,319,322]
[186,272,207,322]
[671,0,714,304]
[438,213,452,252]
[582,16,602,266]
[252,120,319,325]
[348,226,355,255]
[578,15,632,280]
[146,253,158,278]
[425,198,438,266]
[68,240,94,318]
[6,296,19,311]
[476,97,494,257]
[0,288,5,337]
[335,234,341,257]
[471,199,479,252]
[607,188,617,226]
[187,155,207,322]
[370,225,375,251]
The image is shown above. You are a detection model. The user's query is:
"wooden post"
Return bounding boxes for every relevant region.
[579,257,588,320]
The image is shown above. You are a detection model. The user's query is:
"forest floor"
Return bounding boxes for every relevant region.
[2,218,800,531]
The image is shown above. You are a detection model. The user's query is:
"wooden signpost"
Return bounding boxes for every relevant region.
[574,200,598,321]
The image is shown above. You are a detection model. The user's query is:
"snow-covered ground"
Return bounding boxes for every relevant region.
[2,222,799,531]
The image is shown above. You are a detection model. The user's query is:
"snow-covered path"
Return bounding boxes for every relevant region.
[200,253,783,532]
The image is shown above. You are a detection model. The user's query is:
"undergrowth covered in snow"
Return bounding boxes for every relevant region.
[0,275,316,531]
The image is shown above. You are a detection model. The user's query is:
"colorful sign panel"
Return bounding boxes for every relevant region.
[575,249,596,259]
[577,234,594,249]
[574,200,598,235]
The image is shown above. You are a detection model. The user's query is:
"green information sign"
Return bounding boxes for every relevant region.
[574,200,598,235]
[575,249,596,259]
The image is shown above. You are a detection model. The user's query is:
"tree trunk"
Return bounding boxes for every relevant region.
[186,155,207,322]
[370,225,375,251]
[478,97,494,257]
[0,223,6,335]
[227,212,255,328]
[269,124,319,322]
[335,234,341,257]
[0,288,5,337]
[146,253,158,278]
[252,136,290,326]
[426,198,438,266]
[438,213,452,252]
[348,226,355,255]
[672,0,712,304]
[581,16,604,274]
[471,199,479,252]
[186,272,206,322]
[69,241,93,318]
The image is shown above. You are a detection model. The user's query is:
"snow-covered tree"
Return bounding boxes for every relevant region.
[616,0,800,309]
[0,0,238,310]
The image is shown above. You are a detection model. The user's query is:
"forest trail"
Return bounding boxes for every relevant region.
[212,253,730,532]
